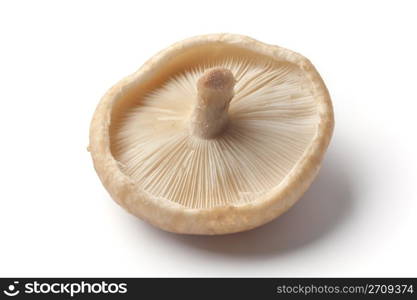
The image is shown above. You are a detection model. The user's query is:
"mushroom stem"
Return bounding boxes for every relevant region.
[189,68,236,139]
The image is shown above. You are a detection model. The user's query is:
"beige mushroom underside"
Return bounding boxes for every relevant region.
[89,33,334,235]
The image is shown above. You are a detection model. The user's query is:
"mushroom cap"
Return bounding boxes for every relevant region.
[89,33,334,235]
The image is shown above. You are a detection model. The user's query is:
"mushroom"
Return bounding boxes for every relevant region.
[89,34,334,235]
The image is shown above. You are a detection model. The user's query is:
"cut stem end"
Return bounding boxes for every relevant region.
[190,68,235,139]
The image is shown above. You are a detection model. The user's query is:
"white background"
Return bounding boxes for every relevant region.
[1,0,416,277]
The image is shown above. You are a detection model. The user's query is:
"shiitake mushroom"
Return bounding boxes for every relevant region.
[89,34,334,235]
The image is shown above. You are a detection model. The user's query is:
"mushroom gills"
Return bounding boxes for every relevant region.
[114,58,319,209]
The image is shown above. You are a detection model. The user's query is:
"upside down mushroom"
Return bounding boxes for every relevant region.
[89,33,334,235]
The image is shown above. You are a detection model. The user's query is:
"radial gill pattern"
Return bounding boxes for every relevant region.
[113,59,319,209]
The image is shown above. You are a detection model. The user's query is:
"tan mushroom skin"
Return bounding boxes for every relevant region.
[89,34,334,235]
